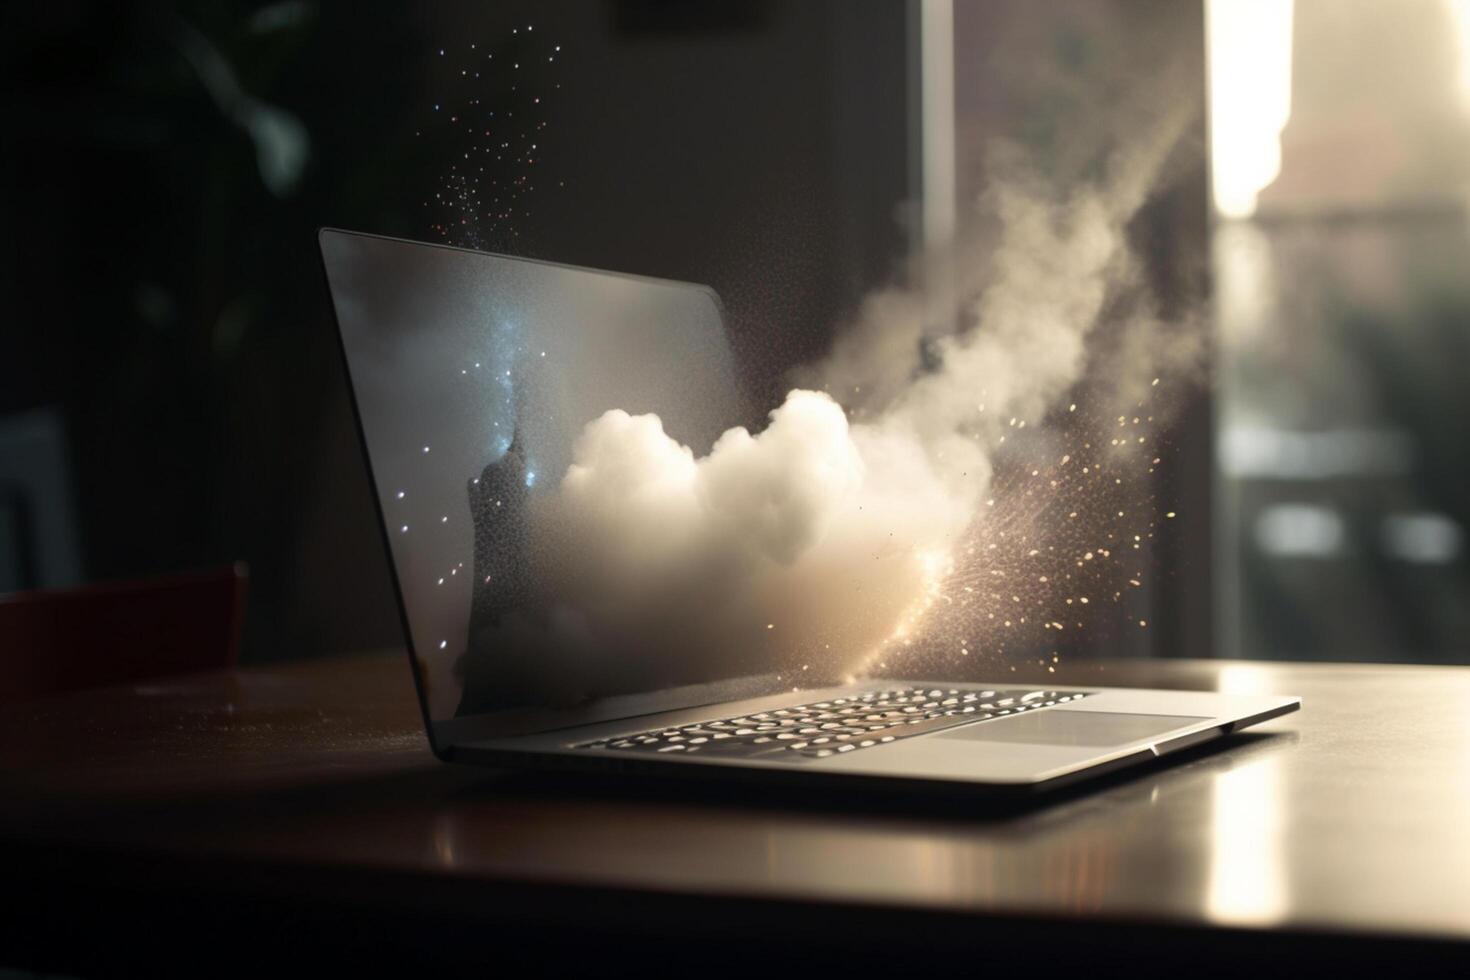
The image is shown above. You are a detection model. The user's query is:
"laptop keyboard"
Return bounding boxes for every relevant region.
[575,686,1091,760]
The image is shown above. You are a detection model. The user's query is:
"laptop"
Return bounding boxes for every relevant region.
[320,228,1299,794]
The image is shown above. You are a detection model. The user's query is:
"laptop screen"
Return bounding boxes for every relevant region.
[323,230,776,726]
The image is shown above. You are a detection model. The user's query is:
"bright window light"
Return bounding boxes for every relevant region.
[1450,0,1470,109]
[1206,0,1295,219]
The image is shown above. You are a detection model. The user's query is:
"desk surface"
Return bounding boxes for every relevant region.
[2,654,1467,972]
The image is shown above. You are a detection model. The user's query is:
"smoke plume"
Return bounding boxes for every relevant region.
[496,28,1207,701]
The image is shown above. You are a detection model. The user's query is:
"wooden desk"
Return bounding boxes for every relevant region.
[2,654,1467,975]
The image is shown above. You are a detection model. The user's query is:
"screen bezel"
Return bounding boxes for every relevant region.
[318,228,791,757]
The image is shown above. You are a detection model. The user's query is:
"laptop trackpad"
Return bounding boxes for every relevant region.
[936,710,1210,747]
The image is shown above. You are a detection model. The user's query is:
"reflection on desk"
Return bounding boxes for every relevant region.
[1,654,1467,974]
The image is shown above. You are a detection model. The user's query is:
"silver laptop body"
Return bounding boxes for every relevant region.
[320,228,1299,794]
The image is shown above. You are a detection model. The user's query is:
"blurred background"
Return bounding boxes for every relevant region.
[1211,0,1470,663]
[1,0,1466,668]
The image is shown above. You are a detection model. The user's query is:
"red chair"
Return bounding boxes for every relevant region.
[0,564,248,702]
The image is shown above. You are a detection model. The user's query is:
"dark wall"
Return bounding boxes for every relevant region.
[0,1,913,661]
